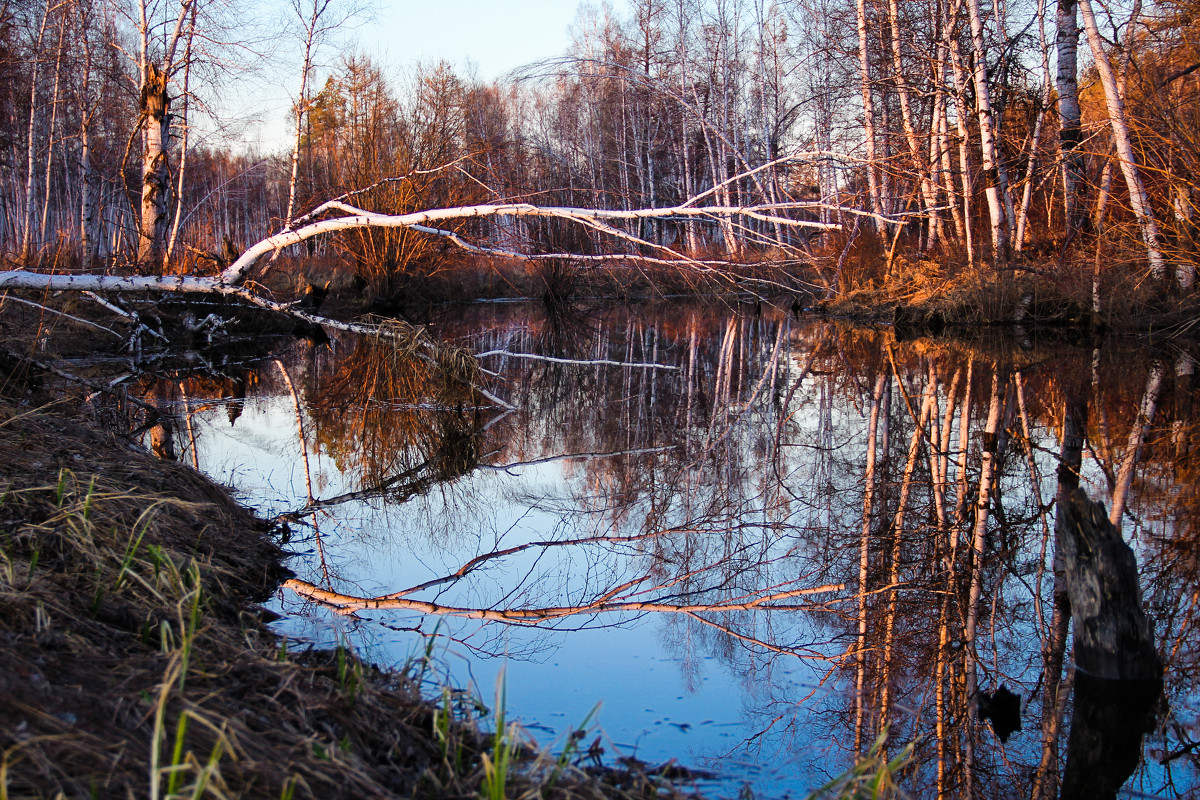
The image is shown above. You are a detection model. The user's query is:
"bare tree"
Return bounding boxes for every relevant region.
[128,0,198,269]
[1077,0,1170,282]
[283,0,366,229]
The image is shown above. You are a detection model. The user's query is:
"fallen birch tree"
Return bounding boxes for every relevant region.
[1,154,897,302]
[0,168,899,409]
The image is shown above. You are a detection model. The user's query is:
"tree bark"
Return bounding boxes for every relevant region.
[138,62,171,269]
[20,0,53,261]
[1056,0,1087,236]
[966,0,1009,261]
[856,0,885,231]
[1077,0,1171,282]
[1059,489,1162,800]
[886,0,941,248]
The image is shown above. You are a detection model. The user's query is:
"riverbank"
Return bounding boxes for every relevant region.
[0,398,692,799]
[811,252,1200,335]
[260,251,1200,340]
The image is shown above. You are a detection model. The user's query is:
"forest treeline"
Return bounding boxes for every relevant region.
[1,0,1198,303]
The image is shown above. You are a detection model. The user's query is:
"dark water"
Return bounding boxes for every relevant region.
[138,301,1200,798]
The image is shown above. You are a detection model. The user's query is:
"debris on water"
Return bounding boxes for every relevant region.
[978,684,1022,742]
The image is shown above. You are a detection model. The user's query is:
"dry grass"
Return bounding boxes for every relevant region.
[0,401,691,800]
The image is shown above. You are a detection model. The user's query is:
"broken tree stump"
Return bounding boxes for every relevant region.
[1060,489,1162,800]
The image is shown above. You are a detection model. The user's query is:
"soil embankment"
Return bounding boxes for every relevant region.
[0,401,676,799]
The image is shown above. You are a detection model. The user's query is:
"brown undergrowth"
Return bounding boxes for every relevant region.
[814,245,1200,334]
[0,401,690,800]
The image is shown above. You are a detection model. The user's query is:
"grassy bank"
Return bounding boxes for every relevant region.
[0,401,691,799]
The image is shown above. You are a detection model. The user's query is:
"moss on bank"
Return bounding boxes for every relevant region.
[0,402,687,799]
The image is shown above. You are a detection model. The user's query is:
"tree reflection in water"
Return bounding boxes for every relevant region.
[165,302,1198,798]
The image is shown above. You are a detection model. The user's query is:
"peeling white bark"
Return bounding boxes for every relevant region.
[220,199,842,285]
[1077,0,1169,280]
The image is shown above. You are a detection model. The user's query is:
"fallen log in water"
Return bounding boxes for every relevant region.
[1060,488,1163,800]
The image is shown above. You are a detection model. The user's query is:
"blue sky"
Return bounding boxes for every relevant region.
[238,0,585,150]
[364,0,585,79]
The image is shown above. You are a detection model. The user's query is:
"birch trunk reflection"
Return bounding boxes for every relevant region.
[144,303,1197,797]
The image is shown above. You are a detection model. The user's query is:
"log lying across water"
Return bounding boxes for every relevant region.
[1060,489,1163,800]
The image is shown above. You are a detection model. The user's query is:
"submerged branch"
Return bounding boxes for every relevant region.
[284,578,846,622]
[475,350,679,370]
[1,293,123,339]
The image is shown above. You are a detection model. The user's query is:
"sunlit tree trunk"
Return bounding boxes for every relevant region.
[136,0,196,270]
[966,0,1009,261]
[886,0,941,248]
[964,365,1005,792]
[138,60,171,269]
[1056,0,1086,235]
[946,18,977,267]
[933,33,964,245]
[855,372,888,753]
[1077,0,1173,283]
[166,6,197,267]
[1110,360,1164,532]
[856,0,885,231]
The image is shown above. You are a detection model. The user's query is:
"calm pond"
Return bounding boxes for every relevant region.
[143,300,1199,798]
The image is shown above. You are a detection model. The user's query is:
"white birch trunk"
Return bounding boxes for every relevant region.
[20,0,52,261]
[138,62,171,269]
[1077,0,1170,282]
[887,0,942,247]
[285,1,327,229]
[165,10,196,266]
[966,0,1009,261]
[1109,361,1164,532]
[1056,0,1086,233]
[39,14,65,247]
[856,0,885,231]
[946,19,978,266]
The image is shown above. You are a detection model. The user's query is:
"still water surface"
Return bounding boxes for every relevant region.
[159,301,1199,798]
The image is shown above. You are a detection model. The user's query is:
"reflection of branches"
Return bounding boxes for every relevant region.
[285,577,844,625]
[476,446,676,473]
[476,350,678,370]
[277,452,450,520]
[683,611,833,660]
[279,446,675,520]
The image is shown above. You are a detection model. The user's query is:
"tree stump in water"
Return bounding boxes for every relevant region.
[1060,489,1162,800]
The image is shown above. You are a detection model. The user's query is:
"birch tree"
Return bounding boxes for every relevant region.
[855,0,885,231]
[283,0,366,229]
[130,0,199,269]
[1056,0,1086,235]
[1076,0,1172,282]
[965,0,1009,260]
[19,0,54,261]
